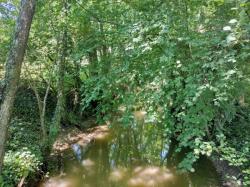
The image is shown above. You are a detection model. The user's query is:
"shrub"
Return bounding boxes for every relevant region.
[1,148,41,186]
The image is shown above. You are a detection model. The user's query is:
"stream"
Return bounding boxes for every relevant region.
[38,120,221,187]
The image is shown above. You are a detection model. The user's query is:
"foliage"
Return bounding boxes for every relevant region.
[0,0,250,186]
[0,117,43,186]
[6,118,42,155]
[12,87,40,120]
[78,0,250,184]
[0,0,19,66]
[217,107,250,185]
[1,148,41,186]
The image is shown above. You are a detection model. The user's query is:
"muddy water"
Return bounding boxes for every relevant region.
[39,123,220,187]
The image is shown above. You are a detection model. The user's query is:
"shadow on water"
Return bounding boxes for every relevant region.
[39,116,220,187]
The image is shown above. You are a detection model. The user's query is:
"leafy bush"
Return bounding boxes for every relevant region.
[2,117,43,186]
[7,118,42,156]
[1,148,41,186]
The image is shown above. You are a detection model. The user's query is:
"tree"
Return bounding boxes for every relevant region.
[49,0,68,141]
[0,0,36,173]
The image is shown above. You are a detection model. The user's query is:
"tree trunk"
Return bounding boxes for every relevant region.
[49,30,67,141]
[32,86,45,138]
[31,82,50,142]
[41,83,50,137]
[0,0,36,173]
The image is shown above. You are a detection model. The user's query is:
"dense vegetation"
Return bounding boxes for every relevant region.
[0,0,249,186]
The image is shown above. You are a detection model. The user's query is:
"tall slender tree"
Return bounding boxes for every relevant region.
[0,0,36,173]
[49,0,68,141]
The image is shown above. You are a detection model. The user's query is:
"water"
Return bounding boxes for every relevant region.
[39,122,220,187]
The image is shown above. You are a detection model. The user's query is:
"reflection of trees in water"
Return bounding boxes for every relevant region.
[83,140,110,186]
[80,121,220,187]
[80,122,171,186]
[41,119,220,187]
[109,122,170,168]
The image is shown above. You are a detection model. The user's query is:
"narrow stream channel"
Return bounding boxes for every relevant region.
[39,122,221,187]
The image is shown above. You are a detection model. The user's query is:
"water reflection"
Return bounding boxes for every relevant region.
[71,144,82,162]
[160,143,169,165]
[40,117,220,187]
[127,166,175,187]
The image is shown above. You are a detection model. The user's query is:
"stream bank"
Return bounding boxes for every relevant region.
[38,124,110,187]
[210,154,243,187]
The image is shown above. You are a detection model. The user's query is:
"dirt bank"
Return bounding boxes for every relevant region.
[211,154,243,187]
[52,125,110,155]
